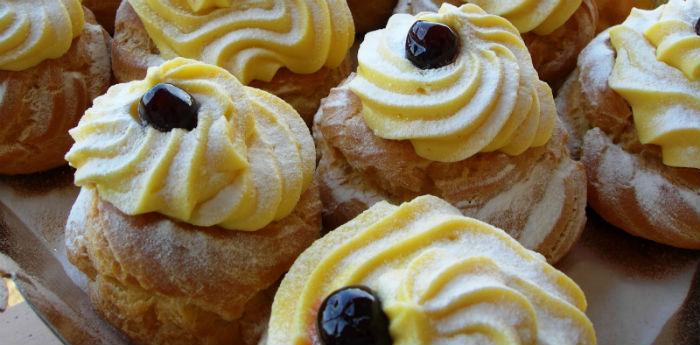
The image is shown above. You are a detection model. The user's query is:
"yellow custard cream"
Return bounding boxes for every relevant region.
[66,58,316,231]
[267,195,597,345]
[0,0,84,71]
[608,0,700,169]
[127,0,355,84]
[349,4,555,163]
[470,0,582,35]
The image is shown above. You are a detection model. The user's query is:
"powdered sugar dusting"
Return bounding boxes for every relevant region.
[65,59,315,231]
[268,195,595,345]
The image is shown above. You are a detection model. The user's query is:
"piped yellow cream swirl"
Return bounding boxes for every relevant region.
[608,0,700,169]
[126,0,355,84]
[0,0,84,71]
[65,58,316,231]
[348,4,555,163]
[469,0,582,35]
[267,195,597,345]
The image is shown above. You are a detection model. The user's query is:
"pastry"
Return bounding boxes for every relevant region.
[0,0,111,175]
[111,0,356,125]
[556,0,700,249]
[393,0,599,88]
[594,0,664,32]
[266,195,597,345]
[65,58,321,345]
[348,0,398,34]
[314,4,587,263]
[82,0,121,34]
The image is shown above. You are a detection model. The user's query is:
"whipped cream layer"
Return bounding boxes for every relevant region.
[66,58,315,231]
[470,0,582,35]
[268,195,596,345]
[0,0,84,71]
[127,0,355,84]
[348,4,555,163]
[608,0,700,169]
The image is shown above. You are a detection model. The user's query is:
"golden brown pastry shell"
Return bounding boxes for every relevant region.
[82,0,121,33]
[313,81,587,263]
[65,183,322,345]
[347,0,398,34]
[393,0,598,89]
[556,31,700,249]
[111,0,353,125]
[594,0,659,32]
[0,9,111,175]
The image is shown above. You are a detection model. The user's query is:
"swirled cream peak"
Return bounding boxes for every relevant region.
[608,0,700,169]
[348,4,555,163]
[65,58,316,231]
[469,0,582,34]
[267,195,597,345]
[126,0,355,84]
[645,0,700,79]
[0,0,84,71]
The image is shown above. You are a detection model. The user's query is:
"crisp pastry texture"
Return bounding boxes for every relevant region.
[349,4,555,163]
[267,195,596,345]
[393,0,598,87]
[67,184,321,345]
[0,6,111,175]
[347,0,398,34]
[111,0,355,124]
[556,1,700,248]
[315,85,587,263]
[82,0,121,33]
[66,58,316,231]
[315,4,587,263]
[65,58,322,345]
[594,0,661,32]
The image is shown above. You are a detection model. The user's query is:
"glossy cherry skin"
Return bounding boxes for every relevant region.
[138,83,199,132]
[405,20,459,70]
[317,286,393,345]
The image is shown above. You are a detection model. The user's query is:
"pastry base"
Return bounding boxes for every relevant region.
[0,9,111,175]
[556,31,700,249]
[65,183,322,345]
[313,82,587,263]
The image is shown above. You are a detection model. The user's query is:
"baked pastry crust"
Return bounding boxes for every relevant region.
[594,0,658,32]
[393,0,598,89]
[347,0,398,34]
[0,10,111,175]
[314,83,587,263]
[111,0,353,125]
[82,0,121,33]
[556,31,700,249]
[66,183,322,345]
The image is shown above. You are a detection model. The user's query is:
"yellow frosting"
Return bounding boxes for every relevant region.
[65,58,316,231]
[646,0,700,79]
[126,0,355,84]
[267,195,597,345]
[608,0,700,169]
[469,0,582,35]
[0,0,84,71]
[187,0,233,13]
[348,4,555,163]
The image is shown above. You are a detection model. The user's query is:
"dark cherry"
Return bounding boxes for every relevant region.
[405,20,459,70]
[317,286,392,345]
[138,83,199,132]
